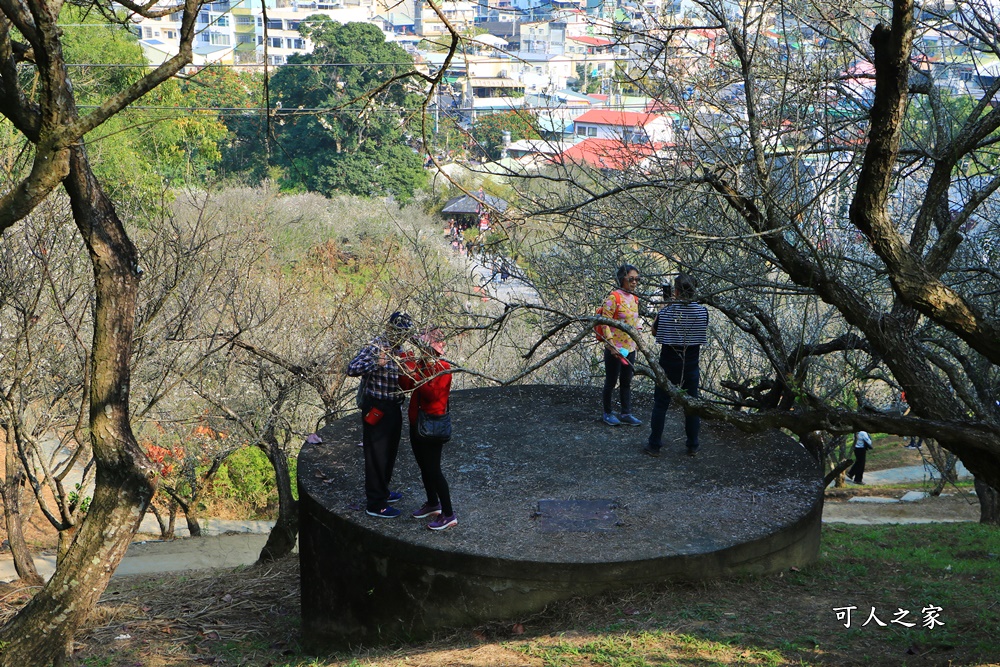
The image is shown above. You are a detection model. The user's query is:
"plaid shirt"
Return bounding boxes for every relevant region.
[347,336,404,402]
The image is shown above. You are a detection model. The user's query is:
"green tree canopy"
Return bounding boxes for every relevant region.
[471,110,541,161]
[269,19,427,201]
[58,8,229,196]
[180,67,266,183]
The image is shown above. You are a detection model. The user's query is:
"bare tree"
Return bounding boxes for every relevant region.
[0,198,95,582]
[447,0,1000,521]
[0,0,205,661]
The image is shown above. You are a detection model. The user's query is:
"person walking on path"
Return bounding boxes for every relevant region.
[596,264,643,426]
[645,273,708,457]
[347,311,413,518]
[399,328,457,530]
[847,430,873,484]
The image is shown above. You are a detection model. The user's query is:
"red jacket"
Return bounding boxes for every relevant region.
[399,355,452,423]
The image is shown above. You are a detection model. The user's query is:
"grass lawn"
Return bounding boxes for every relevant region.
[44,523,1000,667]
[866,435,922,471]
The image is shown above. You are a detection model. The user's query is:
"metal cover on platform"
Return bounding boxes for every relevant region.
[536,499,619,532]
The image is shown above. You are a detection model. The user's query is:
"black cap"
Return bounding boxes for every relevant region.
[388,311,413,330]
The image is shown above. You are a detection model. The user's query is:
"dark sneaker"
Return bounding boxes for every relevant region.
[686,447,699,457]
[428,513,458,530]
[602,413,621,426]
[642,446,660,458]
[412,502,442,519]
[619,414,642,426]
[366,506,401,518]
[387,490,402,504]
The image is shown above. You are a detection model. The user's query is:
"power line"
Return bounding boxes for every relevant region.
[62,61,420,67]
[79,102,656,113]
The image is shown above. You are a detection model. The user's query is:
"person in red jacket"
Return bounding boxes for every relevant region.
[399,328,457,530]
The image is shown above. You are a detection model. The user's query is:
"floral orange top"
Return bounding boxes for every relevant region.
[596,289,640,354]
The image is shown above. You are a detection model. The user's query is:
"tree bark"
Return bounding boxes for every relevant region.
[185,511,203,538]
[256,436,298,563]
[149,500,176,540]
[0,147,157,667]
[976,478,1000,526]
[1,431,43,587]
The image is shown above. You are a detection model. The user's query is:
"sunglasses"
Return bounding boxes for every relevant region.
[626,276,640,283]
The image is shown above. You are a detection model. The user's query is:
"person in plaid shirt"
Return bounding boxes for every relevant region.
[348,311,413,518]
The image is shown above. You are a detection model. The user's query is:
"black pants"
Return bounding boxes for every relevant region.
[362,397,403,511]
[848,447,867,483]
[648,347,701,451]
[410,424,453,515]
[603,349,635,414]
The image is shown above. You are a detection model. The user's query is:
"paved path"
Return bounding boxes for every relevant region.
[863,461,970,485]
[0,518,280,583]
[466,255,540,304]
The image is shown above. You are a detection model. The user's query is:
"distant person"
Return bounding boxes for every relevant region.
[645,273,708,457]
[901,392,921,449]
[595,264,642,426]
[847,430,873,484]
[399,329,457,531]
[347,311,413,518]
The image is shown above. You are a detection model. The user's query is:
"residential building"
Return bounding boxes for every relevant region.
[413,0,478,35]
[509,52,575,93]
[555,136,664,170]
[253,3,372,64]
[503,138,574,166]
[565,34,613,55]
[477,0,518,22]
[520,19,565,53]
[137,1,237,66]
[527,89,599,140]
[135,0,378,66]
[571,108,674,144]
[462,76,525,120]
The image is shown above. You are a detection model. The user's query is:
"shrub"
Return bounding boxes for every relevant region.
[207,447,276,518]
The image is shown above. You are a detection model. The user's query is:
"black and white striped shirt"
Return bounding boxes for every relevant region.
[653,302,709,347]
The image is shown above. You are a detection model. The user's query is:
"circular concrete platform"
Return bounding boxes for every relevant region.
[298,385,823,650]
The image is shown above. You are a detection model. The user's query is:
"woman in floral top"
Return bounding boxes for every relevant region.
[596,264,642,426]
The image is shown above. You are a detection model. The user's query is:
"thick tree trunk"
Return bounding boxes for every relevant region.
[975,478,1000,526]
[0,148,157,667]
[185,511,202,538]
[163,487,201,537]
[257,438,298,563]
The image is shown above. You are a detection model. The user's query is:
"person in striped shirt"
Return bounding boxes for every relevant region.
[645,274,709,458]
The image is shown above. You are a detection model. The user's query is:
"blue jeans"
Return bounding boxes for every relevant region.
[648,348,701,451]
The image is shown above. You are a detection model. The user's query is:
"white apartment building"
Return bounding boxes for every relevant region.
[518,10,612,54]
[134,0,376,66]
[255,4,372,64]
[137,1,237,65]
[411,0,477,36]
[509,52,574,93]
